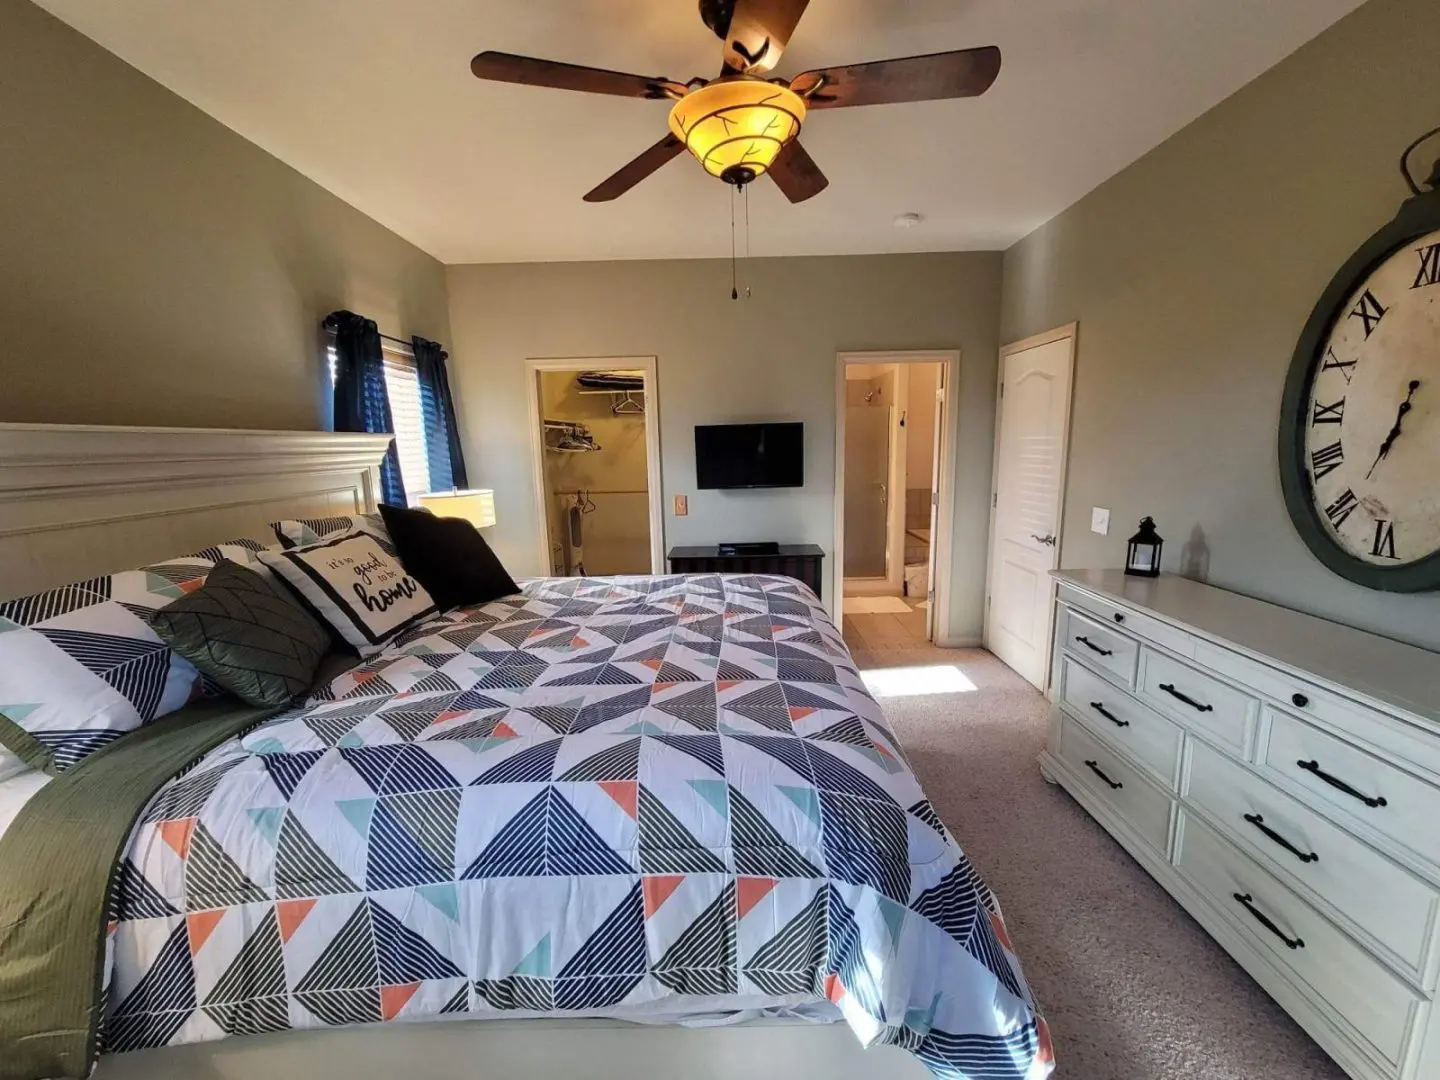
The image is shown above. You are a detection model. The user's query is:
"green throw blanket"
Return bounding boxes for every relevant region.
[0,692,306,1079]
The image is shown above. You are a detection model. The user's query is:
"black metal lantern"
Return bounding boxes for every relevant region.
[1126,517,1163,578]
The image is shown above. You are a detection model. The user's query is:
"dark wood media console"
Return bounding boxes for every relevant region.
[667,545,826,595]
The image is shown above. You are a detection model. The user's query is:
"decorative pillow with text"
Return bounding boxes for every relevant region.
[258,533,436,657]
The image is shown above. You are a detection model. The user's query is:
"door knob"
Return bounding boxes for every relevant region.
[1031,534,1057,547]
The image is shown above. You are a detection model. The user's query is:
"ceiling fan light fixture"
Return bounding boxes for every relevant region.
[667,77,805,185]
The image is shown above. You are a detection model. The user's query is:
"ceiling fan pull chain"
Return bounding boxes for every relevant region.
[730,184,740,300]
[742,182,752,299]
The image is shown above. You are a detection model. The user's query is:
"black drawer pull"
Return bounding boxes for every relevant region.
[1233,893,1304,949]
[1158,682,1213,712]
[1243,813,1318,864]
[1090,702,1128,727]
[1084,759,1123,789]
[1113,613,1126,624]
[1296,759,1387,808]
[1291,692,1310,709]
[1075,635,1113,657]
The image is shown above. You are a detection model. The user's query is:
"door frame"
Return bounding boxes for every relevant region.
[524,356,665,576]
[833,350,960,644]
[983,323,1078,694]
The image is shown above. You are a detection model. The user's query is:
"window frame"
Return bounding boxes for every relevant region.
[326,337,432,504]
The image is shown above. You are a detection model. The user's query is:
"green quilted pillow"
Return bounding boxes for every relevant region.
[148,559,331,708]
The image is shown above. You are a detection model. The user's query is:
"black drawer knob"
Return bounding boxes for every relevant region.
[1291,693,1310,709]
[1113,613,1126,624]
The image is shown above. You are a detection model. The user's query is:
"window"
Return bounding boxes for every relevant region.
[381,349,431,499]
[326,342,431,502]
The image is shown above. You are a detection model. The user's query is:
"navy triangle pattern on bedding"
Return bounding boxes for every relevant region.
[89,574,1053,1079]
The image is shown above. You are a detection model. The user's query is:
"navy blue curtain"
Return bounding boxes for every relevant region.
[412,335,469,492]
[327,310,406,505]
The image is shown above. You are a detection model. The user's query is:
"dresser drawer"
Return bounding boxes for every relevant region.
[1194,641,1440,781]
[1060,657,1183,789]
[1055,712,1173,855]
[1175,812,1422,1070]
[1056,583,1194,656]
[1138,649,1257,756]
[1185,739,1440,983]
[1058,606,1139,684]
[1262,708,1440,868]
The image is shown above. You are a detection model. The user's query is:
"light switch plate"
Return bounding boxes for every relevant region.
[674,494,688,516]
[1091,507,1111,535]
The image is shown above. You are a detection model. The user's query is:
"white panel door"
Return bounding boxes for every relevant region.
[986,331,1075,689]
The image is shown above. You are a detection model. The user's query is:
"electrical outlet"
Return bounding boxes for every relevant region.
[673,494,688,517]
[1091,507,1111,535]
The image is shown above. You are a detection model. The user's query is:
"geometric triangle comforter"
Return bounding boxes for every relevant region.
[90,574,1053,1078]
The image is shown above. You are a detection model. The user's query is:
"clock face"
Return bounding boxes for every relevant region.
[1302,226,1440,570]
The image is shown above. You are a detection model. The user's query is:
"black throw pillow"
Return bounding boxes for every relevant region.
[379,503,519,612]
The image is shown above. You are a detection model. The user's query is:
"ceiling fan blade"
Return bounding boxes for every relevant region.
[471,51,685,100]
[768,140,829,203]
[792,46,1001,109]
[703,0,811,75]
[583,135,687,202]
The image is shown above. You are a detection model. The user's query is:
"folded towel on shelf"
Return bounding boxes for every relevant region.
[576,370,644,391]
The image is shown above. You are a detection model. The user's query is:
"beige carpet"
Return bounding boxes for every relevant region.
[850,643,1347,1080]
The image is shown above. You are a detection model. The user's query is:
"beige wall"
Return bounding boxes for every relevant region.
[1000,0,1440,650]
[446,253,1002,638]
[0,0,451,431]
[539,370,651,576]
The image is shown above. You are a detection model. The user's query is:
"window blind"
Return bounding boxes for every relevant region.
[382,351,431,501]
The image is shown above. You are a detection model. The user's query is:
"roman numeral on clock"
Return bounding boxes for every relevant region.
[1311,398,1345,425]
[1310,440,1344,481]
[1320,347,1356,384]
[1324,488,1358,529]
[1371,520,1398,561]
[1348,289,1387,338]
[1415,243,1440,289]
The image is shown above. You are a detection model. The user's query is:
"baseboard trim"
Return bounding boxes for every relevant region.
[934,635,983,648]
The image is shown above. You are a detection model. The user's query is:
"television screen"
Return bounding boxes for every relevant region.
[694,422,804,490]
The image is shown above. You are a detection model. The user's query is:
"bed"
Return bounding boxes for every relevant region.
[0,424,1052,1080]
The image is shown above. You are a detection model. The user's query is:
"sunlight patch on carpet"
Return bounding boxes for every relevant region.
[860,665,978,698]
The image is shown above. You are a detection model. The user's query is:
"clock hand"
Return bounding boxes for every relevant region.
[1367,380,1421,479]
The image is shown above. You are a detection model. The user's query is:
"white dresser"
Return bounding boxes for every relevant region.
[1041,570,1440,1080]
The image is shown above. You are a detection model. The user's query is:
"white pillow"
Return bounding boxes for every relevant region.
[269,513,389,550]
[0,748,29,784]
[0,539,271,774]
[259,533,436,657]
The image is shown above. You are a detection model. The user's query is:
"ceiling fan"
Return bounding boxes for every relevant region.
[471,0,1001,204]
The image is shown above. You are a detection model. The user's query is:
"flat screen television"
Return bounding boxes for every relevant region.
[695,422,804,490]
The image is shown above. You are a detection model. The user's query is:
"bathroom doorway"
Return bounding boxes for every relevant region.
[834,352,957,645]
[525,357,663,576]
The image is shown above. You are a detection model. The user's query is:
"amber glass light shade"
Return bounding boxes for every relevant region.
[668,78,805,183]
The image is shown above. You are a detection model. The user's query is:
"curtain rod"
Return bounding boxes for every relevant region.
[323,317,447,360]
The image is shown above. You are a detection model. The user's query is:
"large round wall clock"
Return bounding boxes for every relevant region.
[1280,131,1440,592]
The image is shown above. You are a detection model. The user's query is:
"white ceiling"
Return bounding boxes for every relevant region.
[34,0,1365,264]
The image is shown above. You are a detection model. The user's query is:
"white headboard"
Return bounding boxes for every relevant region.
[0,423,394,599]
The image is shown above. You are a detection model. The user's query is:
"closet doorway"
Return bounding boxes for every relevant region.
[524,357,663,577]
[833,351,959,646]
